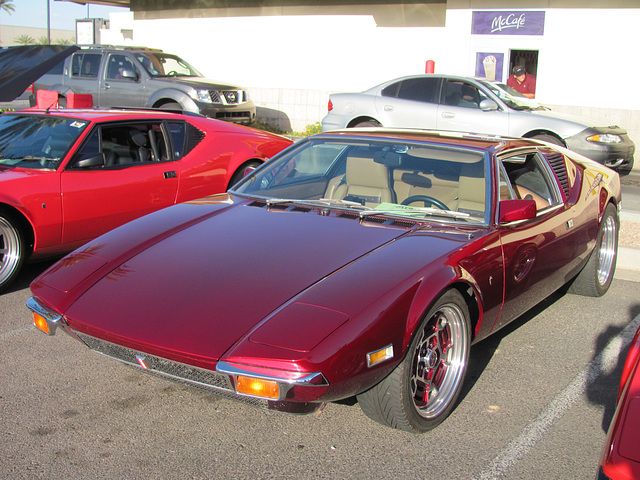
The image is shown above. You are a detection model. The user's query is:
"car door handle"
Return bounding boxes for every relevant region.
[384,105,394,111]
[164,171,177,179]
[441,112,455,119]
[103,83,111,89]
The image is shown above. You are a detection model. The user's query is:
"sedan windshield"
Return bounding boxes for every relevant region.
[0,114,88,170]
[479,80,546,111]
[134,52,202,78]
[233,137,488,224]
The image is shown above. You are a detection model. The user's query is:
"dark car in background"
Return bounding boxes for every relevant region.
[31,45,256,124]
[0,108,291,292]
[322,74,635,173]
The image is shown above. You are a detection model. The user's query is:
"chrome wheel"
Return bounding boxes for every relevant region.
[357,289,471,432]
[597,214,617,287]
[411,303,469,419]
[0,214,24,291]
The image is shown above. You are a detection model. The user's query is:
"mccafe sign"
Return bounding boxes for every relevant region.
[472,11,545,36]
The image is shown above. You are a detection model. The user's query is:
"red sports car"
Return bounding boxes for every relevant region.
[29,129,620,432]
[0,108,292,291]
[598,324,640,479]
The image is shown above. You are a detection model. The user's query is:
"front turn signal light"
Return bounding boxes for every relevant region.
[33,312,51,335]
[236,375,280,399]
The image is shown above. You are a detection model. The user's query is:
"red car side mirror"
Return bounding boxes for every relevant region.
[499,199,537,223]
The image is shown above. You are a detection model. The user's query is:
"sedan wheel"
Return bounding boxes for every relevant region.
[357,289,471,432]
[0,213,25,292]
[569,203,618,297]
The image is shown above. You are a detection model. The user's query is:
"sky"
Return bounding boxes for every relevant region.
[1,0,129,31]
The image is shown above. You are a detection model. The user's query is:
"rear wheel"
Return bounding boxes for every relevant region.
[0,212,25,293]
[229,161,261,189]
[352,119,381,128]
[357,289,471,432]
[569,203,618,297]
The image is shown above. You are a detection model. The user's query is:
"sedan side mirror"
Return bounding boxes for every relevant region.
[479,99,498,111]
[499,199,536,223]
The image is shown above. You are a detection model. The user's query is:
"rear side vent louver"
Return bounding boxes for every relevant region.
[545,152,570,199]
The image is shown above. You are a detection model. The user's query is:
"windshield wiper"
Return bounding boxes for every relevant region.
[360,207,473,221]
[267,198,373,210]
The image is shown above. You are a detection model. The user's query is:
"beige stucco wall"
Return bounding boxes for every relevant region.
[0,25,74,47]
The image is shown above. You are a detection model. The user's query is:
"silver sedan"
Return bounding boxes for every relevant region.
[321,74,634,173]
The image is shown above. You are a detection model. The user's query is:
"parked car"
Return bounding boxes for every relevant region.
[0,108,291,292]
[597,324,640,479]
[29,128,620,432]
[31,45,256,124]
[321,74,635,173]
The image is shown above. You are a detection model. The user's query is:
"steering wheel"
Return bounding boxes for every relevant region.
[401,195,449,210]
[167,71,178,76]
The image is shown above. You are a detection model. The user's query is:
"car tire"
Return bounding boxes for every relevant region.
[531,133,564,147]
[0,212,25,293]
[229,161,261,189]
[569,203,618,297]
[160,102,182,112]
[352,120,381,128]
[357,289,471,432]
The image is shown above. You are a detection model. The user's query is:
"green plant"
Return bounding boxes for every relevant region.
[288,122,322,137]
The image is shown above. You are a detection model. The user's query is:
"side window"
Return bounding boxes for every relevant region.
[71,53,102,78]
[502,153,561,210]
[72,123,168,168]
[166,122,186,159]
[106,54,138,80]
[444,81,489,109]
[395,78,439,103]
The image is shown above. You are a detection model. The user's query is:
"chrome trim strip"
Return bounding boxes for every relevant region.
[26,297,65,336]
[216,361,329,400]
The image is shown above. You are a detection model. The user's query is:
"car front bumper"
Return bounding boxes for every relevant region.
[565,128,635,172]
[196,100,256,124]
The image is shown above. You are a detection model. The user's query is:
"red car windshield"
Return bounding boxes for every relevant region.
[0,113,88,170]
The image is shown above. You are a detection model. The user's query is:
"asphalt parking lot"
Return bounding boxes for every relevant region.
[1,243,639,479]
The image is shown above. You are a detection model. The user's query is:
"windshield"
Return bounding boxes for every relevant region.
[233,137,488,224]
[134,52,203,78]
[0,114,88,170]
[479,80,545,111]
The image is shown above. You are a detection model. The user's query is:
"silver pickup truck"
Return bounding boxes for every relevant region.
[32,45,256,124]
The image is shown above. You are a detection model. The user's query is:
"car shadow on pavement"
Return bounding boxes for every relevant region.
[586,303,640,433]
[459,286,570,406]
[6,259,57,295]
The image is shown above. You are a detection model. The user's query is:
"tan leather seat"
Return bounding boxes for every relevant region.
[456,162,486,216]
[331,154,392,207]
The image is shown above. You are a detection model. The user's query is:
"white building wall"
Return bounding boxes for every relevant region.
[116,9,640,148]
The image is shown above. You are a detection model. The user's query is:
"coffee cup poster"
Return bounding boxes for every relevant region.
[475,53,504,82]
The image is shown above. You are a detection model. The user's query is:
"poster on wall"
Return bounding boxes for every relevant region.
[472,11,545,36]
[475,53,504,82]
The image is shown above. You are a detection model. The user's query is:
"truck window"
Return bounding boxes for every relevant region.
[71,53,102,78]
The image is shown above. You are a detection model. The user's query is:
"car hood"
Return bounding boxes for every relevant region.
[33,195,432,363]
[522,109,627,135]
[157,76,246,91]
[0,45,78,102]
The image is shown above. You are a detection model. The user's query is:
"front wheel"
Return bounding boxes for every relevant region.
[357,289,471,432]
[569,203,618,297]
[0,213,25,293]
[531,133,564,147]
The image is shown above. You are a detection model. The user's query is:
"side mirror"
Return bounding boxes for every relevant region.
[499,199,536,223]
[479,99,498,111]
[75,153,105,168]
[121,69,138,81]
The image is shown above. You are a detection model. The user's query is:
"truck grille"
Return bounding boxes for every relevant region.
[209,89,246,105]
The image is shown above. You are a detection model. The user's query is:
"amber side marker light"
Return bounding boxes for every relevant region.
[367,344,394,367]
[33,312,51,335]
[236,375,280,399]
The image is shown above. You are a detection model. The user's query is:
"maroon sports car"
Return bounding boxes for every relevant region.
[29,129,620,432]
[0,108,291,292]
